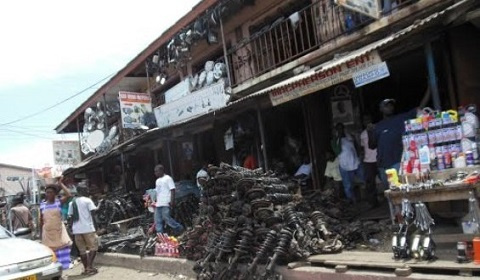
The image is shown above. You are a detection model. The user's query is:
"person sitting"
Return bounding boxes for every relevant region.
[294,157,312,180]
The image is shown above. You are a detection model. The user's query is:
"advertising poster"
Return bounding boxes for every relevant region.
[118,91,153,129]
[52,140,81,166]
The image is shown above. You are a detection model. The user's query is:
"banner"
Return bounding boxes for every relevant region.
[269,51,382,106]
[154,80,228,129]
[336,0,381,19]
[52,140,81,166]
[118,92,153,129]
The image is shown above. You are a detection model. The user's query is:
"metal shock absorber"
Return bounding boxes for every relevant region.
[194,229,222,273]
[220,227,255,279]
[215,228,237,263]
[241,230,278,280]
[283,206,305,243]
[310,211,331,238]
[263,228,294,279]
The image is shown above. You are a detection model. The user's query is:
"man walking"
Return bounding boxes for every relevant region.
[154,164,184,235]
[9,193,32,233]
[68,185,98,276]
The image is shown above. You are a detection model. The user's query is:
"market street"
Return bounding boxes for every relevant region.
[63,264,193,280]
[2,1,480,280]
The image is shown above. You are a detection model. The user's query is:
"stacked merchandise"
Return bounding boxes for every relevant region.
[400,105,480,178]
[155,234,180,258]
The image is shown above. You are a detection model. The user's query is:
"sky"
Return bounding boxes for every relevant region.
[0,0,201,169]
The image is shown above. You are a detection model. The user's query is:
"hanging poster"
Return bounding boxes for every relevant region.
[52,140,81,166]
[154,80,228,129]
[118,91,153,129]
[336,0,381,19]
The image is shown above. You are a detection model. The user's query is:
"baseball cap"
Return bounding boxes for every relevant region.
[379,99,396,107]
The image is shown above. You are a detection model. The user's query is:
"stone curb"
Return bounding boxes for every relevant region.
[96,253,197,278]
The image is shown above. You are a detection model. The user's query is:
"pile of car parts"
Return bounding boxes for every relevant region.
[180,163,382,280]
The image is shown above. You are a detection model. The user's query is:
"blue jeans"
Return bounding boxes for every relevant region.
[155,206,184,234]
[378,162,401,190]
[339,166,365,202]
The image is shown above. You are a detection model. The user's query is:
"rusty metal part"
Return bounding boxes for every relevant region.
[241,230,278,280]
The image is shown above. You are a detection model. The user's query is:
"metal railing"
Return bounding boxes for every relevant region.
[227,0,418,87]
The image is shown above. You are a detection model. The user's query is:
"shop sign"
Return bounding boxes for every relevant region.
[269,51,382,106]
[336,0,381,19]
[164,79,191,103]
[53,140,81,166]
[154,80,228,129]
[118,91,153,129]
[352,61,390,88]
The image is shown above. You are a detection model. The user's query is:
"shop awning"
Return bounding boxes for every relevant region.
[247,0,474,107]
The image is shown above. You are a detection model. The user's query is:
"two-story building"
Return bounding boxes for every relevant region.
[56,0,480,194]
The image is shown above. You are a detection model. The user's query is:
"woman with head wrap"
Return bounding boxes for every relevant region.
[39,178,72,270]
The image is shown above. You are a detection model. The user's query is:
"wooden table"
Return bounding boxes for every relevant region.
[384,183,480,242]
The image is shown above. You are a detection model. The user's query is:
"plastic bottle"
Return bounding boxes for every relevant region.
[473,237,480,264]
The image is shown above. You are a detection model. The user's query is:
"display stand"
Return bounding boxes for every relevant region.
[384,166,480,242]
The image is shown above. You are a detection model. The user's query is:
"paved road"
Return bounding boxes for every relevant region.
[63,263,194,280]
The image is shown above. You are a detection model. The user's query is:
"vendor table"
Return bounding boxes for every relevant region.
[384,182,480,242]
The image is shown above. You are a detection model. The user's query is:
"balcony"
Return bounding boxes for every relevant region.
[227,0,420,87]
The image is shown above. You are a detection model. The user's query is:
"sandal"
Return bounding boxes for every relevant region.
[86,268,98,276]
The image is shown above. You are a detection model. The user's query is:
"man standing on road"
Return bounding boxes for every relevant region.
[68,185,98,276]
[154,164,184,235]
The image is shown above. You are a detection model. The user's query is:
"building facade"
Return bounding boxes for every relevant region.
[56,0,480,193]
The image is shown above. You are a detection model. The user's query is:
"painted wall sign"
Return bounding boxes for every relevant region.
[118,92,153,129]
[154,80,228,129]
[336,0,381,19]
[269,50,382,106]
[353,61,390,88]
[52,140,81,166]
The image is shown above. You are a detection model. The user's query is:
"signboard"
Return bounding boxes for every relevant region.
[53,140,81,165]
[154,80,228,129]
[165,79,191,103]
[269,51,382,106]
[336,0,381,19]
[353,61,390,88]
[118,92,153,129]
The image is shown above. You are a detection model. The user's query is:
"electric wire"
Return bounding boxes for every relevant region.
[0,127,56,140]
[0,72,115,127]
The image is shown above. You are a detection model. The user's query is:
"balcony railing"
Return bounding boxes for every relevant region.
[227,0,418,87]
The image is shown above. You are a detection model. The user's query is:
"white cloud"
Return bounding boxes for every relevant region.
[0,0,201,87]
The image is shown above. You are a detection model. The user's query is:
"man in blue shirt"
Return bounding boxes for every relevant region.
[368,86,430,189]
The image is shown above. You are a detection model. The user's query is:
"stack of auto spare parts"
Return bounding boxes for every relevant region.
[392,199,436,261]
[180,163,385,280]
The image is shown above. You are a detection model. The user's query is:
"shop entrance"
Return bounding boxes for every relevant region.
[263,100,308,176]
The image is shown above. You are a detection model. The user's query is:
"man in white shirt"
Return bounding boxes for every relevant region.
[68,186,98,276]
[361,115,379,207]
[196,162,209,191]
[331,123,364,204]
[154,165,184,235]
